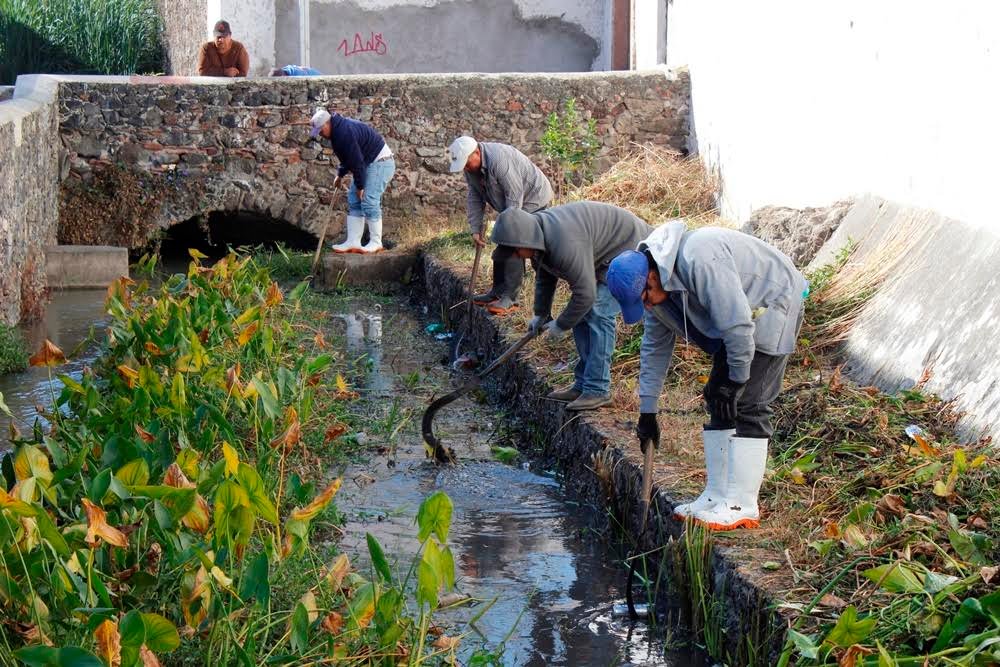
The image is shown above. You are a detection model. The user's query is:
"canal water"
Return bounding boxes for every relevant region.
[0,287,703,666]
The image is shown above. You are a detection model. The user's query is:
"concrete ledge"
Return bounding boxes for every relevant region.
[46,245,129,289]
[315,250,419,289]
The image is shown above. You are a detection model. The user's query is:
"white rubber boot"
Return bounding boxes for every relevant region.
[360,217,384,254]
[693,436,768,531]
[673,429,734,520]
[332,215,364,253]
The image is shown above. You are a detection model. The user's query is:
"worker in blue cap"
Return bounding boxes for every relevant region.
[606,220,807,531]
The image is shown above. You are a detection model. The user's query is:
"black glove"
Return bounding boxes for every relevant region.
[636,413,660,452]
[704,377,746,422]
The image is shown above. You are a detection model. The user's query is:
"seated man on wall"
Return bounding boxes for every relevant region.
[448,136,554,316]
[197,20,249,77]
[269,65,322,76]
[310,108,396,254]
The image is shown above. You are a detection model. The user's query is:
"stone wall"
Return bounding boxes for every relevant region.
[0,76,60,325]
[57,71,690,243]
[156,0,209,76]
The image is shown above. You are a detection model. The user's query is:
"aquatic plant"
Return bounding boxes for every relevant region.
[0,252,469,665]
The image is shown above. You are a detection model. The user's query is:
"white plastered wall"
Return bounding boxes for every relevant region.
[663,1,1000,230]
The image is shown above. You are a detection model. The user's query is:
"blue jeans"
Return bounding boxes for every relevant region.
[347,158,395,220]
[572,283,620,396]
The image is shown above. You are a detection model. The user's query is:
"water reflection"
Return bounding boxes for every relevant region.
[0,290,108,435]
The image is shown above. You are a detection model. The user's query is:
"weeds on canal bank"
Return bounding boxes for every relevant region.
[0,323,28,375]
[0,252,484,665]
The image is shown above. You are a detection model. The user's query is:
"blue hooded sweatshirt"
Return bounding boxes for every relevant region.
[328,113,386,191]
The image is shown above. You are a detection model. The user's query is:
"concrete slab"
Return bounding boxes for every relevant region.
[46,245,129,289]
[315,250,419,289]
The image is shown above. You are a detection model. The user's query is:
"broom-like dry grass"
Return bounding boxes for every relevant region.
[566,143,722,227]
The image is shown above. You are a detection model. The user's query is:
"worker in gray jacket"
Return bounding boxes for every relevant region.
[492,202,653,411]
[606,221,808,532]
[448,136,553,315]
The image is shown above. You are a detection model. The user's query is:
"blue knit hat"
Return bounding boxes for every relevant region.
[607,250,649,325]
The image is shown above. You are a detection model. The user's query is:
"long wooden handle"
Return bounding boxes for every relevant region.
[310,190,342,275]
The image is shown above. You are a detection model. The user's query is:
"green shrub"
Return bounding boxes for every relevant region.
[0,0,164,85]
[540,97,600,192]
[0,323,27,374]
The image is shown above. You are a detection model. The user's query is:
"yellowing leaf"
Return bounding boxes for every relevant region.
[94,619,122,667]
[269,407,301,452]
[290,479,342,523]
[933,480,951,497]
[144,341,163,355]
[324,554,351,589]
[117,365,140,388]
[696,374,709,385]
[265,282,283,307]
[181,562,211,629]
[324,422,348,444]
[225,364,243,395]
[333,374,359,400]
[135,424,156,443]
[222,442,240,476]
[789,468,806,485]
[188,248,209,261]
[183,494,211,534]
[970,454,987,468]
[82,498,129,548]
[235,306,261,326]
[13,444,52,485]
[432,635,461,651]
[29,340,66,367]
[237,322,259,346]
[841,524,869,550]
[163,463,195,489]
[320,612,344,636]
[210,566,234,589]
[299,590,319,623]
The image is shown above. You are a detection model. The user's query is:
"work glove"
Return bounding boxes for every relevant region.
[542,320,569,341]
[703,377,746,423]
[636,413,660,453]
[527,315,549,336]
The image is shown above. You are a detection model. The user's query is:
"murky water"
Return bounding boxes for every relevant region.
[332,300,702,667]
[0,290,107,435]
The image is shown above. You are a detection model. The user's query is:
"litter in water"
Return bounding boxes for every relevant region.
[612,602,649,619]
[425,322,446,334]
[435,332,453,341]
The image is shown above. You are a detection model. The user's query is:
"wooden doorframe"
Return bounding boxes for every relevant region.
[612,0,631,70]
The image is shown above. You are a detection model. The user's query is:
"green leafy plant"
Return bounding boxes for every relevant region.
[0,323,28,375]
[0,0,163,84]
[540,98,600,192]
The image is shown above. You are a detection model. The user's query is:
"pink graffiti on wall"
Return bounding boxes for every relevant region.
[338,32,388,57]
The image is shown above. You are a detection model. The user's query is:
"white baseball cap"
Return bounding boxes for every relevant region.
[309,108,331,138]
[448,136,478,172]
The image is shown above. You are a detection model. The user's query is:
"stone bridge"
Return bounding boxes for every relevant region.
[55,71,690,247]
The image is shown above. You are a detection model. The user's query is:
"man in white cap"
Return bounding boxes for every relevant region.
[310,108,395,253]
[448,136,553,316]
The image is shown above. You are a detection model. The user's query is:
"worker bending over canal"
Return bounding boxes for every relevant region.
[448,136,553,316]
[310,108,395,254]
[491,202,652,412]
[606,221,807,531]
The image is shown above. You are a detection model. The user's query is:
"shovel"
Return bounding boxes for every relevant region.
[422,329,538,464]
[448,243,484,363]
[625,433,658,620]
[309,189,343,279]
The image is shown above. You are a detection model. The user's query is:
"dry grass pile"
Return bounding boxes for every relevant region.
[566,143,720,226]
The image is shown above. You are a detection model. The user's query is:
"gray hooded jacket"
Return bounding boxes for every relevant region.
[638,221,808,412]
[492,202,653,330]
[465,142,554,234]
